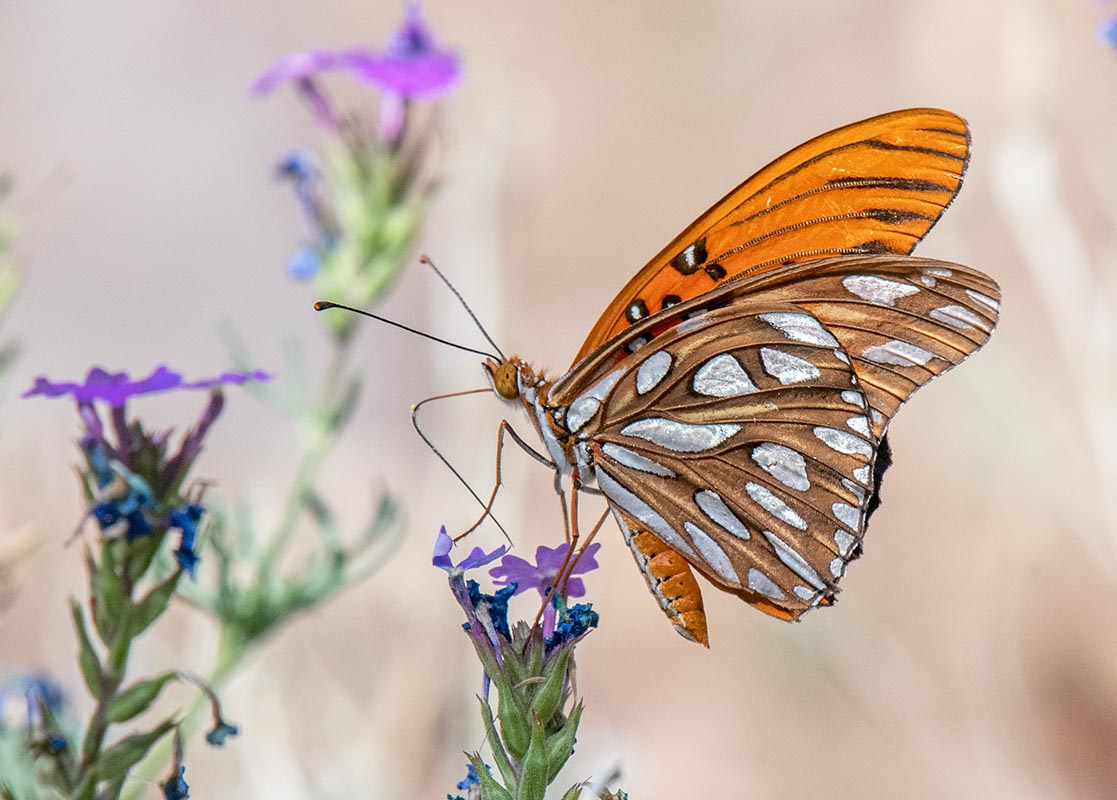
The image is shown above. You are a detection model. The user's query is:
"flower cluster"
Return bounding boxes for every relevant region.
[435,529,601,800]
[253,3,460,338]
[24,365,269,558]
[19,364,262,797]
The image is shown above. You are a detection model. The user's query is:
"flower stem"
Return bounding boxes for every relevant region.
[257,334,352,580]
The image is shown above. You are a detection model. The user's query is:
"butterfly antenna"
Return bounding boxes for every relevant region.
[313,301,499,360]
[412,388,513,545]
[420,255,507,361]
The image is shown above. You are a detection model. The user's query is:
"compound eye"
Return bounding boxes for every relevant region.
[486,361,520,400]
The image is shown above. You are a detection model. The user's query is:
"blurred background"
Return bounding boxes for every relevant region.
[2,0,1116,797]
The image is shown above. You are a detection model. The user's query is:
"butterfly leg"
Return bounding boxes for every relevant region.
[528,467,592,630]
[455,419,556,541]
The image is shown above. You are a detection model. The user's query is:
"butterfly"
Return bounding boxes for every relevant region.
[483,108,1000,646]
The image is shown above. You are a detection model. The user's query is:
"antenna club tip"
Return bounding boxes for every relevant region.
[419,254,432,265]
[313,301,334,312]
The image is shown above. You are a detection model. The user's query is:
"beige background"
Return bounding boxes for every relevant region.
[3,1,1117,797]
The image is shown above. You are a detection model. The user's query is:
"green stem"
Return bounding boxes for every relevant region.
[257,334,352,580]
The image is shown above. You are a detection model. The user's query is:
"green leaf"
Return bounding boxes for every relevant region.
[468,752,513,800]
[545,702,582,782]
[530,649,569,725]
[558,785,586,800]
[495,678,530,762]
[126,529,164,581]
[106,613,132,679]
[106,672,176,724]
[478,697,516,788]
[89,545,126,645]
[69,600,103,695]
[515,718,548,800]
[97,720,174,783]
[132,571,181,636]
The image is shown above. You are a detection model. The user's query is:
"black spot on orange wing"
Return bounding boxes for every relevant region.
[704,262,727,281]
[669,238,707,275]
[625,298,650,323]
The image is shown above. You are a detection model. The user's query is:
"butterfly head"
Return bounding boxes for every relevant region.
[481,357,524,401]
[483,356,547,402]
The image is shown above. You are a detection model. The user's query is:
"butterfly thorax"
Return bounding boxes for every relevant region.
[483,356,577,474]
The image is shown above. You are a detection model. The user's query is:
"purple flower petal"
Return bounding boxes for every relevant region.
[345,48,459,98]
[182,370,273,390]
[250,50,345,96]
[23,365,183,406]
[489,542,601,599]
[432,526,508,573]
[344,5,460,98]
[23,366,271,407]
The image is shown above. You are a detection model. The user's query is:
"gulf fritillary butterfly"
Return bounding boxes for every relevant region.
[477,108,999,647]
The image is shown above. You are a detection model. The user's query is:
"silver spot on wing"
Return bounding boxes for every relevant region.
[684,522,739,585]
[762,530,826,590]
[966,289,1000,313]
[853,464,871,484]
[841,478,867,503]
[565,367,625,432]
[760,347,821,385]
[676,313,712,334]
[830,557,844,579]
[841,390,865,407]
[601,443,676,477]
[635,350,672,395]
[695,490,750,540]
[834,529,856,558]
[757,311,839,347]
[751,442,809,491]
[846,416,870,436]
[566,397,600,433]
[745,482,807,530]
[620,418,741,453]
[814,427,873,458]
[930,304,989,332]
[748,568,785,600]
[832,502,860,530]
[862,340,939,367]
[842,275,920,306]
[692,353,758,397]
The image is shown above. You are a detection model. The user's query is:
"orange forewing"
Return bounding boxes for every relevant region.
[574,108,969,362]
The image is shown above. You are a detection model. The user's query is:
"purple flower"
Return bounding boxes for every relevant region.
[489,542,601,600]
[250,49,343,132]
[432,527,508,574]
[251,4,457,142]
[345,4,460,98]
[345,4,460,141]
[1100,16,1117,49]
[22,365,271,408]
